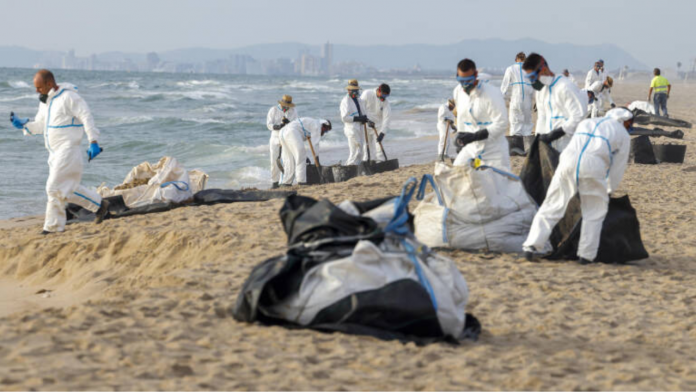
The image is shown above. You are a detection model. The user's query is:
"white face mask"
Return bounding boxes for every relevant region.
[539,75,555,86]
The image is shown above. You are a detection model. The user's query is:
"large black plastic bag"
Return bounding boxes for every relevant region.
[520,137,649,263]
[233,180,481,344]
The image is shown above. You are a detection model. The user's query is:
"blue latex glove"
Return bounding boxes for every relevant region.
[10,112,29,130]
[87,142,103,161]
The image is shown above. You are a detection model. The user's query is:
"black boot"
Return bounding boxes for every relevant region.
[271,182,279,189]
[41,230,52,235]
[94,199,110,224]
[577,257,595,265]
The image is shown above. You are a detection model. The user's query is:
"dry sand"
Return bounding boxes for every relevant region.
[1,81,696,390]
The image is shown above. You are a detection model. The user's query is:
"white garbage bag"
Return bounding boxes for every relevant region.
[414,161,543,253]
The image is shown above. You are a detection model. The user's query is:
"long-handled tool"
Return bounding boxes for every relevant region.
[276,146,284,174]
[363,123,371,163]
[307,136,323,183]
[440,123,450,162]
[370,124,389,161]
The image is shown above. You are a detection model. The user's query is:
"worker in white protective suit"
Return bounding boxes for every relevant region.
[266,95,299,188]
[452,58,510,171]
[279,118,332,186]
[360,83,391,162]
[524,53,588,152]
[584,60,605,91]
[436,99,457,157]
[340,79,369,165]
[588,77,615,118]
[500,52,535,136]
[523,107,633,264]
[9,69,108,234]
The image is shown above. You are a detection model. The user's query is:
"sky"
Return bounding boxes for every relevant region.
[0,0,693,69]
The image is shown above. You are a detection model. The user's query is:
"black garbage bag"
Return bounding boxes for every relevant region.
[520,136,582,250]
[233,184,482,344]
[520,137,649,263]
[630,135,658,164]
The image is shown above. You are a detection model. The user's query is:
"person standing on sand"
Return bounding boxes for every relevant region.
[524,53,587,152]
[266,95,299,188]
[9,69,109,234]
[500,52,535,137]
[340,79,369,166]
[523,108,633,265]
[648,68,671,118]
[360,83,391,162]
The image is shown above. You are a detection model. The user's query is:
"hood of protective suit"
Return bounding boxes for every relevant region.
[605,107,634,122]
[49,83,78,98]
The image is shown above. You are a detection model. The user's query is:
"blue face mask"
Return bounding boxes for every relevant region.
[526,69,540,83]
[379,94,389,101]
[456,75,477,87]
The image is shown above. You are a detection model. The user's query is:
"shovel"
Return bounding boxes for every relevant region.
[276,146,284,174]
[440,123,451,162]
[307,136,323,183]
[370,124,389,161]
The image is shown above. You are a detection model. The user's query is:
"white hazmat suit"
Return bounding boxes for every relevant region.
[279,117,327,185]
[588,81,615,118]
[501,62,535,136]
[23,83,103,232]
[360,88,391,162]
[534,75,588,152]
[452,82,510,170]
[436,103,455,156]
[523,109,632,261]
[340,93,368,165]
[266,105,298,184]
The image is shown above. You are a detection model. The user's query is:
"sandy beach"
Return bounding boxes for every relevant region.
[1,81,696,390]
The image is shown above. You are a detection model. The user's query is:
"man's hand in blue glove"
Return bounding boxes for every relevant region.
[87,142,103,162]
[10,112,29,130]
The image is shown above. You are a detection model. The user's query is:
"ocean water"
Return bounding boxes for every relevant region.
[0,68,482,220]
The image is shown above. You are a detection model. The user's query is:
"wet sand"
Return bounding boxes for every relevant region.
[0,81,695,390]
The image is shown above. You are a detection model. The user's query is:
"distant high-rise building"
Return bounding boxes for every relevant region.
[146,52,160,71]
[321,41,333,76]
[62,49,76,69]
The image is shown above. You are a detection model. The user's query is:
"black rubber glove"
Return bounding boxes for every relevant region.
[353,115,368,124]
[451,125,458,133]
[472,129,489,141]
[281,117,290,125]
[455,132,476,148]
[306,157,311,164]
[610,103,616,108]
[368,120,376,128]
[539,128,565,143]
[377,132,385,143]
[272,124,282,130]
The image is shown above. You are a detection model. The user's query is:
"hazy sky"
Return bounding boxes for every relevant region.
[1,0,693,68]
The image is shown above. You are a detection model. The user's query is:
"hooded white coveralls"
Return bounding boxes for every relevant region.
[584,68,605,91]
[360,88,391,162]
[523,112,631,261]
[279,117,326,185]
[340,94,367,165]
[436,103,455,156]
[266,105,298,183]
[588,81,615,118]
[452,81,510,170]
[22,83,103,232]
[534,75,588,152]
[501,62,535,136]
